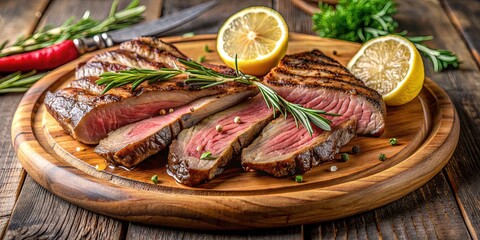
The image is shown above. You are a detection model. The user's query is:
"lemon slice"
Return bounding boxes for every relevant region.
[216,6,288,76]
[347,35,425,106]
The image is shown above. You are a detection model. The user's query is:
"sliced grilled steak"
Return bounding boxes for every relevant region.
[45,80,252,144]
[46,37,252,144]
[95,90,257,168]
[242,118,356,177]
[167,95,273,186]
[240,50,385,177]
[277,50,363,85]
[264,51,385,136]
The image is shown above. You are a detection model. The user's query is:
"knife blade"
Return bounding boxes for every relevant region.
[74,0,218,54]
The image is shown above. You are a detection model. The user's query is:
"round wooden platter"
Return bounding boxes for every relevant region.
[12,33,460,230]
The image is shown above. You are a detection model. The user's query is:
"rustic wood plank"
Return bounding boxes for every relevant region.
[0,93,25,237]
[0,0,50,238]
[159,0,272,36]
[126,224,302,239]
[307,172,471,239]
[3,177,124,240]
[393,0,480,239]
[441,0,480,67]
[0,0,49,44]
[36,0,162,31]
[274,0,316,35]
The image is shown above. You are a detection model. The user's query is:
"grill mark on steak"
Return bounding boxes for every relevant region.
[119,37,188,69]
[264,51,385,136]
[45,85,248,144]
[95,90,257,168]
[240,50,385,177]
[242,118,356,177]
[75,61,129,79]
[46,37,255,144]
[167,95,274,186]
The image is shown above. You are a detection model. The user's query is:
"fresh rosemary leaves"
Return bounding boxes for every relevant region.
[0,71,47,94]
[0,0,145,57]
[96,57,339,135]
[312,0,460,72]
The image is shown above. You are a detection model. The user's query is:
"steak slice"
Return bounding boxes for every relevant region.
[46,37,253,144]
[264,51,386,136]
[242,118,356,177]
[277,50,363,85]
[241,50,385,177]
[167,95,273,186]
[95,90,257,168]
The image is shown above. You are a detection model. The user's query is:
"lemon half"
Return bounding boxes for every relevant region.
[216,6,289,76]
[347,35,425,106]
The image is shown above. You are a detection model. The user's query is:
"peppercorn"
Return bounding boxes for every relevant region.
[379,153,387,161]
[352,145,361,154]
[389,138,398,146]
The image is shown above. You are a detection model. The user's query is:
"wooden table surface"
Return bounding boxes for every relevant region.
[0,0,479,239]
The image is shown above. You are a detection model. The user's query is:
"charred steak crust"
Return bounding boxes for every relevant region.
[241,118,357,177]
[94,90,258,168]
[45,37,254,144]
[44,88,121,135]
[167,96,273,186]
[264,50,386,136]
[240,50,385,177]
[95,117,182,169]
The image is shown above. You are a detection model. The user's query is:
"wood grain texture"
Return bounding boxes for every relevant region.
[0,0,50,237]
[11,34,460,230]
[36,0,162,31]
[159,0,272,36]
[307,172,471,239]
[275,0,316,35]
[442,0,480,67]
[0,0,49,43]
[394,0,480,239]
[3,176,124,240]
[126,223,302,239]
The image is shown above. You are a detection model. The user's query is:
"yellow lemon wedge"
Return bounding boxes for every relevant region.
[216,6,289,76]
[347,35,425,106]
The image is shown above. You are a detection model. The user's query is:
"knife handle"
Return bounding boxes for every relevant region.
[73,33,115,55]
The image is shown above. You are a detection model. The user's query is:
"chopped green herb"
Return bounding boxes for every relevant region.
[151,174,158,184]
[379,153,387,161]
[340,153,350,162]
[197,55,206,63]
[352,145,361,154]
[182,32,195,38]
[204,44,212,53]
[295,175,303,183]
[389,138,398,146]
[200,151,216,160]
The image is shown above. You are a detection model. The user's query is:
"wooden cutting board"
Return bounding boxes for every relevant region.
[11,33,459,230]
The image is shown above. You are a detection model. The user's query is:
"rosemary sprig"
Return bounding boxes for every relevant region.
[96,57,339,135]
[0,71,47,94]
[0,0,145,57]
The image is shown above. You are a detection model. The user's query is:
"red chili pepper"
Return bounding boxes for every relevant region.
[0,40,79,72]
